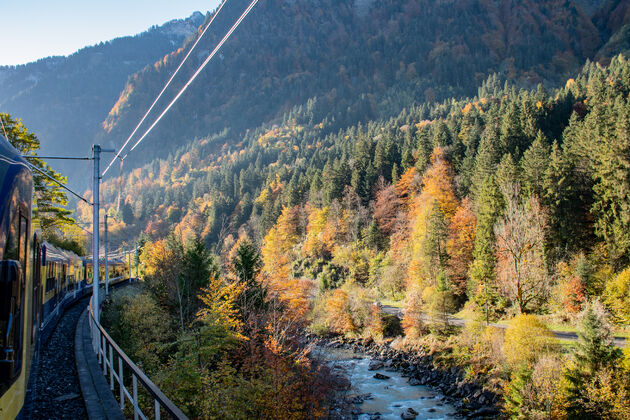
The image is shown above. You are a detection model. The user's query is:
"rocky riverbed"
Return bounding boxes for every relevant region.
[312,336,501,419]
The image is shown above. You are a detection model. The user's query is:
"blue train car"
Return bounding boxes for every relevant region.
[0,135,35,419]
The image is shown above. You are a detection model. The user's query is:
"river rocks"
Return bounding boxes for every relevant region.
[349,393,373,404]
[408,377,422,386]
[368,360,384,370]
[400,407,418,419]
[312,335,501,419]
[469,406,499,418]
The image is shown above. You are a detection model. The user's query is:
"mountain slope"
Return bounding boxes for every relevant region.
[98,0,629,171]
[0,12,205,170]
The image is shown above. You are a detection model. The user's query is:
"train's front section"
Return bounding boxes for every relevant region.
[0,135,33,419]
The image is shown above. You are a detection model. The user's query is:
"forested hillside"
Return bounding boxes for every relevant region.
[0,12,204,181]
[58,0,630,417]
[99,0,630,170]
[88,54,630,417]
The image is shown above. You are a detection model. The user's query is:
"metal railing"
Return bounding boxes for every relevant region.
[87,302,188,420]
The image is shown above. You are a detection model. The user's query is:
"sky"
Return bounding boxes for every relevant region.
[0,0,221,66]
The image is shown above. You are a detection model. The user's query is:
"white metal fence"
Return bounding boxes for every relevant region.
[88,301,188,420]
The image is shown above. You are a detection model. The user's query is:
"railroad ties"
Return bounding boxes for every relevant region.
[24,297,89,419]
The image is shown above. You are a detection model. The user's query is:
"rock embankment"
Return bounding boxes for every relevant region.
[312,336,501,419]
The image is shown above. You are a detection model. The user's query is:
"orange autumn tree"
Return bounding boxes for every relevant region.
[404,147,459,335]
[302,206,333,259]
[394,166,421,208]
[407,147,459,285]
[261,206,311,318]
[374,179,404,236]
[447,197,477,302]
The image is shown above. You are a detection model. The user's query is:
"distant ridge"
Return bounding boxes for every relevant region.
[0,11,205,184]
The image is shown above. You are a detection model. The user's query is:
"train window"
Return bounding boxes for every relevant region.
[45,262,56,293]
[18,215,27,279]
[0,260,23,395]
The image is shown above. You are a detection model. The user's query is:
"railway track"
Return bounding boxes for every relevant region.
[24,298,89,419]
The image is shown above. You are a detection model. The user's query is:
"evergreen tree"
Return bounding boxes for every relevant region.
[181,237,219,326]
[565,302,623,418]
[231,239,267,315]
[520,131,550,199]
[470,174,503,320]
[590,99,630,264]
[471,126,501,198]
[495,153,520,190]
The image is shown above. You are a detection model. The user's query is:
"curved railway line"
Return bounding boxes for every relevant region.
[24,298,89,419]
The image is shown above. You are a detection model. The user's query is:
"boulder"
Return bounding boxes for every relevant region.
[470,406,499,418]
[368,361,384,371]
[400,407,419,420]
[373,373,390,380]
[408,377,422,386]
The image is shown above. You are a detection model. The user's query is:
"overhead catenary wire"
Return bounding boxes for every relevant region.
[120,0,260,161]
[30,156,92,160]
[22,159,93,205]
[101,0,229,177]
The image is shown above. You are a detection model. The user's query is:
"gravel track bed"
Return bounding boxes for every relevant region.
[25,298,89,419]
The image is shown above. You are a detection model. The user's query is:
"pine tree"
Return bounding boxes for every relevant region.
[565,302,623,418]
[590,99,630,263]
[471,126,501,199]
[230,239,267,315]
[470,174,503,320]
[520,131,550,199]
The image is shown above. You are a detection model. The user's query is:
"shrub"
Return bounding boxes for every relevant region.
[402,286,426,339]
[324,289,354,334]
[505,354,567,419]
[604,267,630,324]
[503,314,556,368]
[381,313,403,337]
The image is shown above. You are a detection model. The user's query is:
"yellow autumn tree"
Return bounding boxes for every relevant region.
[261,206,311,317]
[302,206,332,259]
[407,147,459,288]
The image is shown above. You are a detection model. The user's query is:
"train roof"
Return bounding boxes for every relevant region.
[0,134,32,261]
[43,241,82,264]
[82,256,126,266]
[0,134,31,204]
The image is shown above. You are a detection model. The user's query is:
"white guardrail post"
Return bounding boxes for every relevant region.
[87,299,188,419]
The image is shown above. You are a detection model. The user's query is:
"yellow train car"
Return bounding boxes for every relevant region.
[0,135,35,419]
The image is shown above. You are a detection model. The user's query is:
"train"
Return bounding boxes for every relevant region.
[0,135,127,419]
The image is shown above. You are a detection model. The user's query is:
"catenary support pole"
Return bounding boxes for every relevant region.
[104,213,109,295]
[135,240,139,281]
[128,242,132,281]
[92,145,114,323]
[92,145,101,323]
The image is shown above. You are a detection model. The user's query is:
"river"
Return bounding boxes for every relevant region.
[320,347,458,419]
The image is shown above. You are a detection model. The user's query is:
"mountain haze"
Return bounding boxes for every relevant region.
[0,12,205,179]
